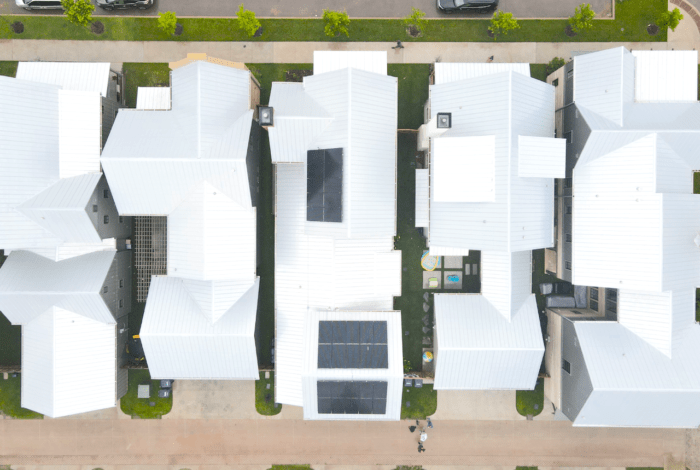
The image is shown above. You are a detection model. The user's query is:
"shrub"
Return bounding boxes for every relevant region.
[488,10,520,38]
[157,11,177,35]
[403,7,428,34]
[404,358,412,373]
[546,57,567,76]
[658,7,684,32]
[322,9,350,37]
[569,3,596,33]
[237,4,261,37]
[60,0,94,28]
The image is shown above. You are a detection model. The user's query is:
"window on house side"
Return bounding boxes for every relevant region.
[563,360,571,374]
[103,286,108,294]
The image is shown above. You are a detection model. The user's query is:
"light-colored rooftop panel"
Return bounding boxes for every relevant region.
[433,136,495,203]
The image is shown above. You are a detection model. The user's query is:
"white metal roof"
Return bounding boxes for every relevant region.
[428,71,556,253]
[0,77,103,251]
[313,51,387,76]
[632,50,698,103]
[167,180,256,281]
[480,250,533,322]
[140,276,259,379]
[16,238,117,262]
[432,136,495,203]
[517,136,566,178]
[22,307,116,418]
[434,62,530,84]
[0,250,116,327]
[300,310,403,420]
[101,61,253,216]
[434,293,544,390]
[573,321,700,427]
[415,169,429,228]
[274,162,401,407]
[16,62,111,97]
[136,87,171,110]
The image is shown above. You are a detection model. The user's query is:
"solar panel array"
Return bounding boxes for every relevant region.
[317,380,388,415]
[307,148,343,223]
[318,321,388,369]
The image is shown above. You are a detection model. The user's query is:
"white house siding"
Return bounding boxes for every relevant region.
[481,251,532,321]
[22,307,116,418]
[313,51,387,76]
[18,173,103,244]
[573,47,635,126]
[434,294,544,390]
[434,63,530,84]
[58,90,101,179]
[17,62,110,97]
[632,50,698,103]
[0,250,116,326]
[517,136,566,179]
[140,276,259,379]
[136,87,171,110]
[415,169,429,228]
[300,310,403,420]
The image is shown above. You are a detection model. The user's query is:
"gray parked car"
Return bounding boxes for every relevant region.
[437,0,498,13]
[96,0,154,10]
[15,0,62,10]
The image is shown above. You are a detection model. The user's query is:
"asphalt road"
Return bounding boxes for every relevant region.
[1,0,612,19]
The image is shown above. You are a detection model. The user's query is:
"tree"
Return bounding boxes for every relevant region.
[546,57,566,76]
[403,7,428,35]
[569,3,595,33]
[488,10,520,38]
[237,4,261,37]
[60,0,94,28]
[157,11,177,36]
[658,7,684,32]
[323,9,350,38]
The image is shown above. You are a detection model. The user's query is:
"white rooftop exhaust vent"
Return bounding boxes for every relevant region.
[437,112,452,129]
[259,106,274,127]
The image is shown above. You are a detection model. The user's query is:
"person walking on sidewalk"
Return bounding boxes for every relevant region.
[427,417,433,428]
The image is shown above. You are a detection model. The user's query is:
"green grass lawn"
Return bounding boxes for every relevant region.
[516,378,544,417]
[122,62,170,109]
[0,375,43,419]
[389,64,430,130]
[401,384,437,419]
[0,61,18,77]
[119,369,172,418]
[256,371,282,416]
[0,251,20,367]
[268,466,312,470]
[530,64,547,82]
[516,467,538,470]
[0,0,665,43]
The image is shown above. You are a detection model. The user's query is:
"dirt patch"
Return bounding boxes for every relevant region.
[565,24,577,37]
[11,21,23,34]
[91,21,104,35]
[253,26,263,37]
[174,23,183,36]
[487,29,495,38]
[406,25,422,38]
[647,23,659,35]
[285,69,312,82]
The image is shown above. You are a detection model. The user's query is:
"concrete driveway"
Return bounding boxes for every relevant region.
[0,0,613,19]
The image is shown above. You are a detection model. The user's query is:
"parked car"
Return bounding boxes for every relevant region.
[539,282,573,296]
[437,0,498,13]
[15,0,62,10]
[96,0,154,11]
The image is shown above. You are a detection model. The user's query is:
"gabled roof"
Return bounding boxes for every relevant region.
[0,250,116,325]
[136,87,171,110]
[427,70,563,254]
[632,50,698,103]
[0,76,103,251]
[140,276,259,379]
[433,62,530,84]
[22,306,116,418]
[16,62,111,97]
[313,51,387,75]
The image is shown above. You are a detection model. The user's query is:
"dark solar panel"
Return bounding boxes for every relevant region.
[307,148,343,223]
[318,321,388,369]
[317,381,389,415]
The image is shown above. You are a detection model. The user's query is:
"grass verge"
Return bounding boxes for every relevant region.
[0,375,43,419]
[122,62,170,109]
[401,384,437,420]
[119,369,172,418]
[0,0,666,43]
[516,378,544,417]
[268,466,312,470]
[256,371,282,415]
[0,61,18,77]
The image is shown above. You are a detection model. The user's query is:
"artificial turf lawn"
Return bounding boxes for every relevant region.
[0,375,43,419]
[0,0,666,43]
[516,378,545,417]
[256,371,282,416]
[119,369,173,418]
[401,384,438,420]
[0,61,18,78]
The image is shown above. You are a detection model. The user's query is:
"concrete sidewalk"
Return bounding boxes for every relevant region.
[0,417,687,467]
